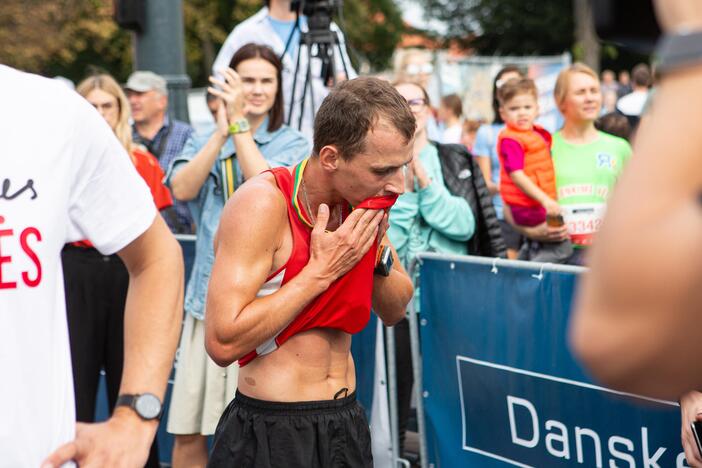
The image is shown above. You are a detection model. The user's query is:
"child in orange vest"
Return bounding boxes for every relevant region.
[497,78,572,263]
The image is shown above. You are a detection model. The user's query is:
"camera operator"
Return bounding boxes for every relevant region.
[212,0,357,142]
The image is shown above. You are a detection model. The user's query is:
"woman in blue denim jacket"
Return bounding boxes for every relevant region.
[164,43,309,466]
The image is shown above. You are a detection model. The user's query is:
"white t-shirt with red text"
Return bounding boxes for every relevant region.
[0,65,156,466]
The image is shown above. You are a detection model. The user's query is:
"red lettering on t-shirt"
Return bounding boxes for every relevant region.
[0,228,17,289]
[20,227,42,287]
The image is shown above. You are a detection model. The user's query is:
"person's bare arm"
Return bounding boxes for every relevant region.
[171,106,228,201]
[43,215,184,468]
[509,170,561,216]
[503,202,568,243]
[570,1,702,398]
[475,155,499,195]
[680,391,702,467]
[205,178,384,366]
[372,233,413,326]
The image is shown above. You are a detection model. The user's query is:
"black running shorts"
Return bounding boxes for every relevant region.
[207,390,373,468]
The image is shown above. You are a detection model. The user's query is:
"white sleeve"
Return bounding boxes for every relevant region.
[331,23,357,79]
[66,98,156,255]
[212,27,245,81]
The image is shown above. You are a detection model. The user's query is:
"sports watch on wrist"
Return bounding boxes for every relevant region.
[115,393,163,421]
[374,244,394,277]
[655,29,702,77]
[228,118,251,135]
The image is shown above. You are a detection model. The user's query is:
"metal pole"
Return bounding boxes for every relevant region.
[133,0,191,122]
[385,322,410,467]
[408,257,429,468]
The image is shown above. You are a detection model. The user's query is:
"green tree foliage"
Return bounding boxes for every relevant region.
[339,0,405,72]
[0,0,132,81]
[420,0,574,55]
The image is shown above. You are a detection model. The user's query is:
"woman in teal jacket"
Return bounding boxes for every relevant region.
[389,81,475,267]
[389,80,475,454]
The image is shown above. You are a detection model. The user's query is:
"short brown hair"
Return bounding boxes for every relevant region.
[631,63,652,87]
[554,62,599,107]
[441,94,463,118]
[497,78,538,106]
[462,118,482,134]
[595,112,631,141]
[313,77,416,159]
[229,43,284,132]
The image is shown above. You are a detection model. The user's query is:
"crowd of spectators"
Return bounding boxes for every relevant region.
[57,8,657,465]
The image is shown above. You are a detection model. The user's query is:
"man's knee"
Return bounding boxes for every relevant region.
[173,433,207,450]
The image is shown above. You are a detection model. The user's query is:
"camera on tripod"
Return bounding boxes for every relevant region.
[291,0,341,33]
[286,0,351,129]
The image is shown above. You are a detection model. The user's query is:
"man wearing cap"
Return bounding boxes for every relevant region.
[126,71,195,233]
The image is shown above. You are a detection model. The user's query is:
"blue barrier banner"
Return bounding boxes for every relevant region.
[418,255,685,468]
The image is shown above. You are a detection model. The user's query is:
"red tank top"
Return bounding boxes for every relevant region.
[238,163,397,366]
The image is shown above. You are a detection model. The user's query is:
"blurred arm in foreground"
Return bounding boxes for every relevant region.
[570,0,702,399]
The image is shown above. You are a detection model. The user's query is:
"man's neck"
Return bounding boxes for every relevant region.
[268,1,296,22]
[445,116,459,128]
[560,119,599,144]
[633,86,649,94]
[135,114,166,141]
[301,157,345,220]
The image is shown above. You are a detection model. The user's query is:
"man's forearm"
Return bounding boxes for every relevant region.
[571,63,702,398]
[207,266,331,365]
[372,246,413,326]
[120,235,183,400]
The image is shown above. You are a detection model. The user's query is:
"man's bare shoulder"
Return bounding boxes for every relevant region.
[218,171,289,242]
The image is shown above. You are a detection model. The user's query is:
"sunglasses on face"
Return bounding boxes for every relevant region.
[405,63,434,76]
[406,98,427,112]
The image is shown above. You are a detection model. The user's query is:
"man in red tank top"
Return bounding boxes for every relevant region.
[205,77,415,467]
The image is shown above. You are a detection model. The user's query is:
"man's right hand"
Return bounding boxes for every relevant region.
[306,204,383,285]
[680,391,702,467]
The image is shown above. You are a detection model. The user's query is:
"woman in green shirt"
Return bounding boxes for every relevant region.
[508,63,632,265]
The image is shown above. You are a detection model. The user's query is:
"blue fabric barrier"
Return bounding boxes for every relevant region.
[417,255,685,467]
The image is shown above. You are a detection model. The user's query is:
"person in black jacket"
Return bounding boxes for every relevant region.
[435,141,507,258]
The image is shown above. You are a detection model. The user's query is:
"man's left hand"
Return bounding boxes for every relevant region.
[41,409,157,468]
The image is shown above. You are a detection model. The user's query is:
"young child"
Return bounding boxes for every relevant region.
[497,78,572,263]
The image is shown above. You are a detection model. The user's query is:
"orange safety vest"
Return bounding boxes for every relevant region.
[498,124,556,208]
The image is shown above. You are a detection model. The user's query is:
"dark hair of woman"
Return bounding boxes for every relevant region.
[228,42,285,132]
[492,65,525,125]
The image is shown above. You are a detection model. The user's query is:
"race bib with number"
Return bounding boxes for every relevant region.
[562,203,606,246]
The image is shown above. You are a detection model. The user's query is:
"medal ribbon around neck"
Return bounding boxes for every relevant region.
[292,158,317,229]
[292,157,399,229]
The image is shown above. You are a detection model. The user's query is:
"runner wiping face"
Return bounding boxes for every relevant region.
[324,117,412,207]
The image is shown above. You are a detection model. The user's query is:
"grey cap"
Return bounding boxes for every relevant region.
[125,71,168,95]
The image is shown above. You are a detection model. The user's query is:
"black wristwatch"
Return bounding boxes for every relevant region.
[655,29,702,77]
[115,393,163,421]
[374,245,394,277]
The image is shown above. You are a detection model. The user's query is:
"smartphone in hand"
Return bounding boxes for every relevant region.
[691,421,702,457]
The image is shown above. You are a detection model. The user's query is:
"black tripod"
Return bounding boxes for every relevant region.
[282,6,351,130]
